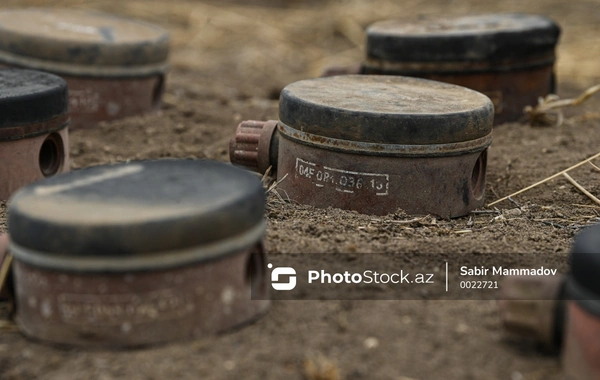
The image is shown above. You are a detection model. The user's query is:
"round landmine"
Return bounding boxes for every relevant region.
[563,224,600,379]
[0,8,169,129]
[0,69,69,200]
[363,14,561,124]
[8,159,269,347]
[230,75,493,217]
[498,275,565,349]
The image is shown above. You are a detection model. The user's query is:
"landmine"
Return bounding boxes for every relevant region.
[7,160,269,347]
[325,14,560,125]
[230,75,493,217]
[499,224,600,380]
[0,8,169,129]
[0,69,69,200]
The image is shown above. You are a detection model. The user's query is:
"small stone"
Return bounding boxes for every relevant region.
[223,360,235,371]
[174,123,187,133]
[364,337,379,349]
[21,349,33,359]
[504,208,522,216]
[455,323,469,334]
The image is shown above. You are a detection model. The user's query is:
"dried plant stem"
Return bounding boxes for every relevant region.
[0,253,12,296]
[487,151,600,206]
[537,84,600,112]
[562,173,600,207]
[588,160,600,172]
[526,84,600,126]
[266,173,289,194]
[370,216,425,224]
[572,203,600,209]
[454,229,473,234]
[261,165,273,186]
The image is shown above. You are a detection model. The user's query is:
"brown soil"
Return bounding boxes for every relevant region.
[2,0,600,379]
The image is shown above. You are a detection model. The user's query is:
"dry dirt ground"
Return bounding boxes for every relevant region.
[2,0,600,379]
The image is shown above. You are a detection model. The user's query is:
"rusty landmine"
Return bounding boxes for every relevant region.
[498,275,565,349]
[495,223,600,373]
[7,159,269,347]
[361,14,561,124]
[0,69,69,200]
[230,75,493,218]
[562,224,600,379]
[0,8,169,130]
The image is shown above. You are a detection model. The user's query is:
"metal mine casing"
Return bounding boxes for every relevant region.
[0,8,169,129]
[363,14,561,124]
[8,160,269,347]
[498,275,565,349]
[563,225,600,379]
[0,69,69,200]
[275,75,493,218]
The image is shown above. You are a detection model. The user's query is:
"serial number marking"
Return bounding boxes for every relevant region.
[69,88,100,114]
[57,289,195,326]
[295,158,389,196]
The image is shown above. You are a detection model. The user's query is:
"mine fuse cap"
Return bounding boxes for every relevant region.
[8,159,270,347]
[278,75,493,145]
[229,120,279,174]
[0,68,69,200]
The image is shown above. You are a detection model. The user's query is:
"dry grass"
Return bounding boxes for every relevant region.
[489,83,600,214]
[488,152,600,207]
[526,84,600,126]
[0,253,11,298]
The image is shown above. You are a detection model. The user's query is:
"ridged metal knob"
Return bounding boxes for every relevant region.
[229,120,278,174]
[498,275,565,348]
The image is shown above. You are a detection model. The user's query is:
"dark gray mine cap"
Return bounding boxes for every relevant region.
[569,224,600,305]
[279,75,493,146]
[366,13,561,62]
[0,8,169,76]
[8,160,266,266]
[0,68,68,130]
